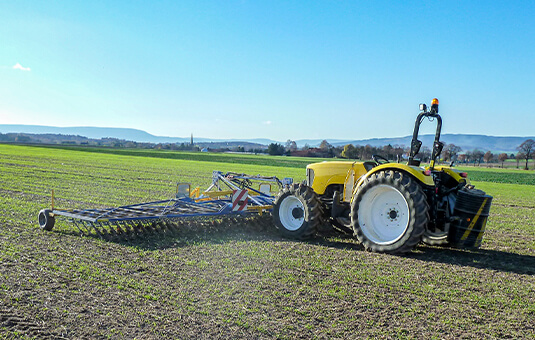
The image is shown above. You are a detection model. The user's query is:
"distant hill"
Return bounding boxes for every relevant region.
[1,124,532,153]
[0,125,269,150]
[0,124,266,145]
[0,125,189,143]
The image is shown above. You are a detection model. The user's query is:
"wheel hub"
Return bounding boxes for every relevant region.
[292,207,304,219]
[388,208,399,221]
[279,195,305,231]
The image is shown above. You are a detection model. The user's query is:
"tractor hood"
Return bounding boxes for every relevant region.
[306,161,370,195]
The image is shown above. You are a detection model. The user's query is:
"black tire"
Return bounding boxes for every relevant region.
[272,183,322,239]
[38,209,55,231]
[351,170,428,254]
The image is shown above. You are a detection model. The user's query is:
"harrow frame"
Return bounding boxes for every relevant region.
[38,171,292,238]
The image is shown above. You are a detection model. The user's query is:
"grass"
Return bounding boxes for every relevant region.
[28,144,331,169]
[456,166,535,186]
[0,144,534,339]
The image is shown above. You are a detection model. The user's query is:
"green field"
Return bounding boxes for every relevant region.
[1,144,534,339]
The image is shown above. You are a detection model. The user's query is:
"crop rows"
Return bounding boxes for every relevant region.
[1,144,534,339]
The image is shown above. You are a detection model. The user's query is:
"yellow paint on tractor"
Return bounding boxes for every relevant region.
[432,166,471,185]
[306,161,369,195]
[306,161,436,204]
[357,163,434,187]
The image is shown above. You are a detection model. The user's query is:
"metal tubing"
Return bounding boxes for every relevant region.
[48,171,285,229]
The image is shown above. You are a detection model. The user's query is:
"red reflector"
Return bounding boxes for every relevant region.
[423,170,431,176]
[460,172,468,178]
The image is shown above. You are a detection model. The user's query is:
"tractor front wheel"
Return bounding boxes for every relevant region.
[273,184,322,239]
[351,170,428,253]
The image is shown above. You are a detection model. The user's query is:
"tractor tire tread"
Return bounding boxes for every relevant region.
[273,183,322,239]
[351,170,429,254]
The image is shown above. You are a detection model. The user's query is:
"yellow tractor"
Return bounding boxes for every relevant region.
[272,99,492,253]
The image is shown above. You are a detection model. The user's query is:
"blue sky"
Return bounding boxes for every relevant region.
[1,1,534,141]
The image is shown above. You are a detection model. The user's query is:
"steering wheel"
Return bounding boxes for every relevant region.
[372,154,389,165]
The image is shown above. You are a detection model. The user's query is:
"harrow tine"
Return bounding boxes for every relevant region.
[164,219,178,233]
[122,221,138,240]
[107,222,121,239]
[159,220,174,234]
[103,222,118,239]
[122,222,134,239]
[99,222,114,239]
[82,221,94,236]
[122,221,135,235]
[88,222,104,239]
[95,222,108,238]
[160,219,173,232]
[151,221,162,232]
[115,223,126,236]
[72,220,87,236]
[140,221,153,234]
[166,219,179,232]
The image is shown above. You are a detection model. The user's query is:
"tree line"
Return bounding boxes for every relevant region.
[267,138,535,170]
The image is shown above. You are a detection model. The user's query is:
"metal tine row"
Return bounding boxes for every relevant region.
[69,213,274,240]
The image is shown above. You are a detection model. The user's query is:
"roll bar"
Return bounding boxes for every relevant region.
[407,100,444,170]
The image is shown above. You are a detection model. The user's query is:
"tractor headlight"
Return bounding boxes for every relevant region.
[306,168,315,187]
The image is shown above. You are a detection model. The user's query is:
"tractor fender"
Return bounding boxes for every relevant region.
[432,166,471,185]
[351,163,434,203]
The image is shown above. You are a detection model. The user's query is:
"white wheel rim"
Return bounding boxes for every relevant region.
[279,195,305,231]
[358,184,410,245]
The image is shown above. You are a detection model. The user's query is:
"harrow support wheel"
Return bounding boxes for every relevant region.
[351,170,428,254]
[273,183,322,239]
[38,209,55,231]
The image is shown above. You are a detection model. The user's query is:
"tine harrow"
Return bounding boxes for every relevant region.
[39,171,293,239]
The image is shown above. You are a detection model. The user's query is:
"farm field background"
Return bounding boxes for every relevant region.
[1,144,534,339]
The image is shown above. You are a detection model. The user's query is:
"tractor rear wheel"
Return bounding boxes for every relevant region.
[351,170,428,253]
[273,183,322,239]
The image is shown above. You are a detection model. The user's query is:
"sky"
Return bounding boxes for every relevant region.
[1,1,534,142]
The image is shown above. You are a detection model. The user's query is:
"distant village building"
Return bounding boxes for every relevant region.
[290,147,331,158]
